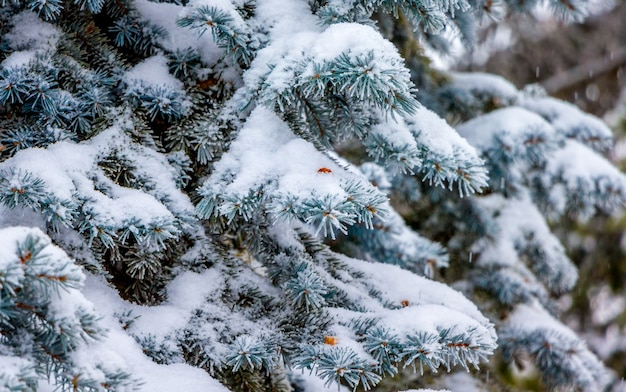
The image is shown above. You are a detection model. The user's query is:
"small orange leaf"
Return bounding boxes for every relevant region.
[400,299,410,307]
[317,167,332,174]
[36,274,68,282]
[324,336,338,345]
[84,21,95,34]
[20,251,32,264]
[196,78,218,90]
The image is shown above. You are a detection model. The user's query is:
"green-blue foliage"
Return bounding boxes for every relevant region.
[0,0,621,391]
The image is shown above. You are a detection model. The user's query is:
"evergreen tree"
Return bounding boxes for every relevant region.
[0,0,622,391]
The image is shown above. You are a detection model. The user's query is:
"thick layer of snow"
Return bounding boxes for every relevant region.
[412,106,476,158]
[509,302,579,340]
[308,254,498,368]
[2,11,59,69]
[450,72,519,103]
[133,0,223,66]
[519,95,613,150]
[0,226,84,286]
[242,22,412,111]
[344,257,493,333]
[457,106,554,151]
[254,0,320,40]
[81,275,230,392]
[0,356,34,389]
[0,226,32,272]
[547,140,626,198]
[210,107,351,197]
[472,193,577,291]
[292,371,350,392]
[437,371,484,391]
[0,125,196,237]
[123,269,223,339]
[125,55,184,90]
[1,0,619,390]
[0,228,191,391]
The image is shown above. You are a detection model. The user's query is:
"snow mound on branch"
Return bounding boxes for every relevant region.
[2,12,60,68]
[80,275,230,392]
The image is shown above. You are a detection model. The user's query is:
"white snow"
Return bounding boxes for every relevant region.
[2,51,37,70]
[0,226,32,276]
[292,371,351,391]
[253,0,320,40]
[125,55,183,90]
[548,140,620,183]
[332,304,492,345]
[1,11,60,69]
[206,107,380,212]
[243,22,411,112]
[80,275,230,392]
[519,95,613,150]
[437,371,484,391]
[588,323,626,360]
[0,228,220,391]
[546,139,626,214]
[296,249,499,367]
[133,0,223,66]
[508,302,579,340]
[0,355,35,389]
[450,72,519,103]
[1,0,617,390]
[2,146,86,202]
[370,117,420,156]
[4,11,59,51]
[0,125,197,243]
[410,106,486,185]
[471,192,578,291]
[0,204,46,232]
[128,269,223,339]
[506,303,612,389]
[0,226,85,288]
[343,257,495,337]
[307,23,400,63]
[456,106,554,151]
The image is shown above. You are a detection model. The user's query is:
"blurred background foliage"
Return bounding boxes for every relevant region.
[460,0,626,384]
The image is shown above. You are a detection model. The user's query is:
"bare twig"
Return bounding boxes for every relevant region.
[541,46,626,94]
